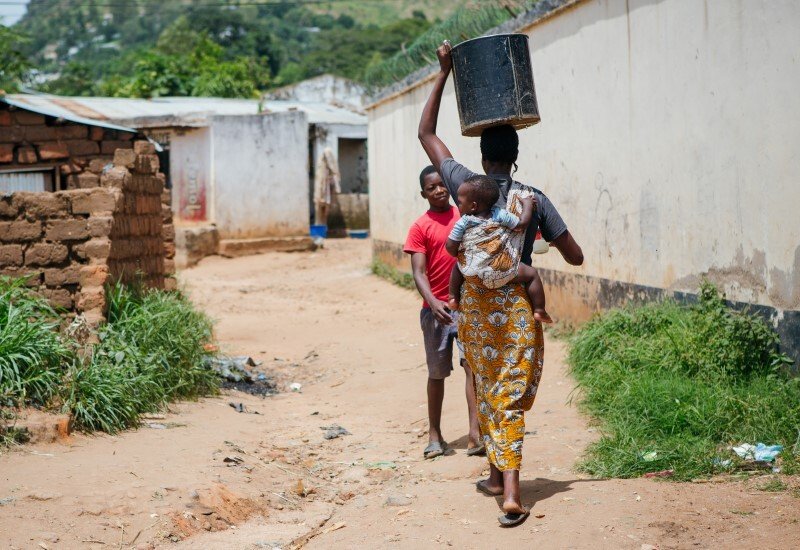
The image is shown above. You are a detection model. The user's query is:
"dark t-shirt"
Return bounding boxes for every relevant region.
[440,158,568,265]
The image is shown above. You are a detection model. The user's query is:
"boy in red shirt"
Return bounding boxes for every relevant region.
[404,165,483,459]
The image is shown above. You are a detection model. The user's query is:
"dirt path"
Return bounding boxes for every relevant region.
[1,240,798,549]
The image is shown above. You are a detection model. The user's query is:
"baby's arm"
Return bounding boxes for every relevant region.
[494,208,520,230]
[515,196,536,231]
[446,218,468,257]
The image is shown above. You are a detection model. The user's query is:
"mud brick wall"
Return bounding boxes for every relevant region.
[0,104,135,190]
[0,141,175,323]
[162,187,176,290]
[104,142,175,290]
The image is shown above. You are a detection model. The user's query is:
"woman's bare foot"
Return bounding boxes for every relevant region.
[502,499,528,515]
[533,309,553,323]
[476,479,503,496]
[500,469,526,513]
[448,297,459,311]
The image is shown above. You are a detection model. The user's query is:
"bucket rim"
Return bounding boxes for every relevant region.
[451,33,529,51]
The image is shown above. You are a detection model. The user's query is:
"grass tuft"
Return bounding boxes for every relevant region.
[757,477,787,492]
[0,278,218,438]
[0,277,71,408]
[371,259,416,291]
[65,284,218,433]
[567,281,800,481]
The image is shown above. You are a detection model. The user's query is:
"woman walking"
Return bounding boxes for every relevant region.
[418,42,584,526]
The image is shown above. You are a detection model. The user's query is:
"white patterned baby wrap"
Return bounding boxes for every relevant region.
[457,181,536,289]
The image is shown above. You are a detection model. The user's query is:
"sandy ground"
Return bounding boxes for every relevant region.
[1,239,798,549]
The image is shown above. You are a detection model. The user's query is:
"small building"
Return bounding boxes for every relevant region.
[6,92,368,264]
[264,75,369,235]
[263,74,367,112]
[0,97,176,322]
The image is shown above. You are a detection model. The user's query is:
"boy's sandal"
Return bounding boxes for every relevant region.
[466,444,486,457]
[423,441,447,459]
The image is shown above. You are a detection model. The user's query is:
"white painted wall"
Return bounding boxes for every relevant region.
[169,127,212,224]
[368,0,800,311]
[211,112,309,240]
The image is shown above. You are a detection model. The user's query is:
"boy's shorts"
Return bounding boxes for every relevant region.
[420,308,465,379]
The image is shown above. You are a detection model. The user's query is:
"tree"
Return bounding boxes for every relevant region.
[41,61,95,96]
[0,24,31,92]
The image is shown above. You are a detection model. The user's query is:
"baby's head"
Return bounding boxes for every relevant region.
[456,175,499,215]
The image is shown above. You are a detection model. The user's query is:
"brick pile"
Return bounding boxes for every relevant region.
[0,141,176,324]
[0,105,135,189]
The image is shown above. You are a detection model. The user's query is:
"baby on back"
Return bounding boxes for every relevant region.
[445,174,552,323]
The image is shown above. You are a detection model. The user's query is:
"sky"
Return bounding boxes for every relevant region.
[0,0,29,26]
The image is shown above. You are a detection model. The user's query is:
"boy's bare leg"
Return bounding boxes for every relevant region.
[448,264,464,311]
[512,264,553,323]
[427,377,445,444]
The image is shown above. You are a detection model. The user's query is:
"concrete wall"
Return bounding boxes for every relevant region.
[211,112,309,240]
[368,0,800,359]
[169,127,212,224]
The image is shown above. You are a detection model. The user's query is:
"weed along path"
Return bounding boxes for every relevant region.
[1,240,798,549]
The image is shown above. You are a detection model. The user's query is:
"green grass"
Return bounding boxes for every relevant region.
[371,258,416,291]
[757,477,787,492]
[567,282,800,481]
[66,284,218,433]
[0,277,71,408]
[0,278,218,437]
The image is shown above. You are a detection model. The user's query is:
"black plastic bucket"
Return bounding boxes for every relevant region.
[451,34,540,137]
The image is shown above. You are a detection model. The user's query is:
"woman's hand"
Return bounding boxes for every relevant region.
[437,41,452,73]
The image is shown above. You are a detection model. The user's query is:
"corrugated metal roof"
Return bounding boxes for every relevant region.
[262,100,366,126]
[4,94,366,128]
[1,96,137,133]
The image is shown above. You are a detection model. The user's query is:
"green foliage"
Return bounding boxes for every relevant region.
[371,259,416,291]
[15,0,454,97]
[364,0,540,89]
[0,277,70,408]
[567,282,799,480]
[298,16,432,81]
[66,284,218,433]
[0,24,32,91]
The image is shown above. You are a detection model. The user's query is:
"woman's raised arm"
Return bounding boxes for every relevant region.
[419,42,455,173]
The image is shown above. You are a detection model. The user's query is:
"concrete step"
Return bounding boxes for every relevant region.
[218,236,315,257]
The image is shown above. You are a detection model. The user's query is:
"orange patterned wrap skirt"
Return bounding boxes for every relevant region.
[458,279,544,471]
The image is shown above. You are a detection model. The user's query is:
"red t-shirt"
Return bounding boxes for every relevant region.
[403,206,459,308]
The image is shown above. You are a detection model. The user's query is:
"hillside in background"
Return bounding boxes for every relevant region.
[7,0,471,98]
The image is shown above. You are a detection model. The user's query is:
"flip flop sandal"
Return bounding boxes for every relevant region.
[498,509,530,528]
[466,444,486,457]
[423,441,447,459]
[475,480,502,497]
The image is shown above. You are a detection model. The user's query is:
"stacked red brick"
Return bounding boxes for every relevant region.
[0,141,176,323]
[0,106,134,189]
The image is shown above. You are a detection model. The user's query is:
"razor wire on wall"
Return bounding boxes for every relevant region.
[363,0,542,91]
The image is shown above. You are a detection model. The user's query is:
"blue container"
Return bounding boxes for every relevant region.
[347,229,369,239]
[310,224,328,239]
